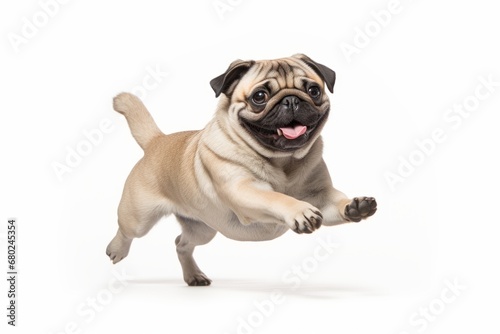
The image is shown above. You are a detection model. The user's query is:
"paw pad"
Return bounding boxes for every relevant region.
[345,197,377,222]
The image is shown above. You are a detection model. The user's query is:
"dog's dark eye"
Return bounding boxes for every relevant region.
[251,90,269,105]
[307,86,321,99]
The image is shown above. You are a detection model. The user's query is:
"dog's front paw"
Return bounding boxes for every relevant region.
[285,202,323,234]
[344,197,377,222]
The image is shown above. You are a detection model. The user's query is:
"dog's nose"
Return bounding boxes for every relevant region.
[281,96,300,111]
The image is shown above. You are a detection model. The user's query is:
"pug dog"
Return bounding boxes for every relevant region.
[106,54,377,286]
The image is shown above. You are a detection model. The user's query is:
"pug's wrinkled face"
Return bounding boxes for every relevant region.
[210,54,336,156]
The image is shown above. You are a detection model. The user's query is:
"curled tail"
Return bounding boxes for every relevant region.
[113,93,163,150]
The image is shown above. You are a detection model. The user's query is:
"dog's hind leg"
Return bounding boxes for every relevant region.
[106,180,169,264]
[175,215,217,286]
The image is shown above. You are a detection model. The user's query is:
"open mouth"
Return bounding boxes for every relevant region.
[240,114,327,151]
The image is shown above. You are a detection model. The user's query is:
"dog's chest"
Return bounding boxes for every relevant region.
[264,161,308,197]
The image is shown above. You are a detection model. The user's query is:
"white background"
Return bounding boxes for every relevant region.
[1,0,499,333]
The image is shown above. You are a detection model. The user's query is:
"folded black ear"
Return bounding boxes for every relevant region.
[293,54,336,93]
[210,60,255,97]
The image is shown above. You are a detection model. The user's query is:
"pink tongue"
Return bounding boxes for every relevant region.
[280,125,307,139]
